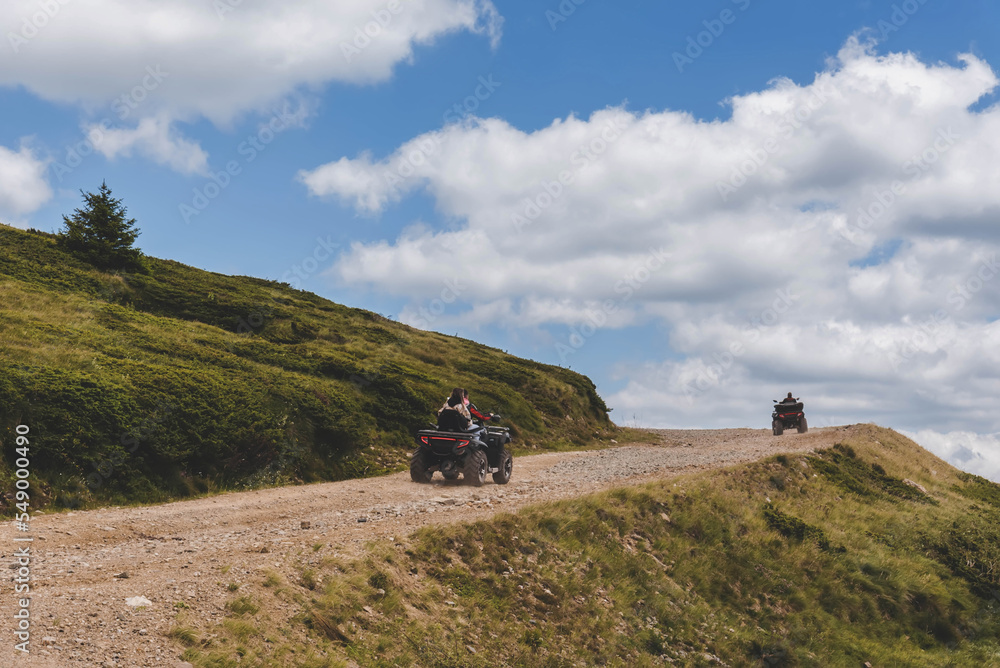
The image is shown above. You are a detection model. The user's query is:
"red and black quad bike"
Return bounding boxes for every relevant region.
[772,400,808,435]
[411,412,513,486]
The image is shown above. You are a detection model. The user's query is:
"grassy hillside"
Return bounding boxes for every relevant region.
[0,224,612,510]
[174,426,1000,667]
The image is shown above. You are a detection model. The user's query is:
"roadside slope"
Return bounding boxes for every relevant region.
[0,223,611,511]
[6,426,827,667]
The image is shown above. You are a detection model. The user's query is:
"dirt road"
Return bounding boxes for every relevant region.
[4,426,851,667]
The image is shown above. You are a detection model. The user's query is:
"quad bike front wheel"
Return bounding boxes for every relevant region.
[797,416,808,434]
[463,450,487,487]
[410,449,433,483]
[772,420,784,436]
[493,448,513,485]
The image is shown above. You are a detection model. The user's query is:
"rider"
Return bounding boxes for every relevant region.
[780,392,799,404]
[463,389,494,422]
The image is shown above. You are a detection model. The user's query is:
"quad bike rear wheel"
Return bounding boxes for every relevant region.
[772,420,784,436]
[410,449,433,483]
[493,448,513,485]
[797,416,808,434]
[463,450,487,487]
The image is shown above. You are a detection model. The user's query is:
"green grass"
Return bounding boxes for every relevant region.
[168,625,199,647]
[0,224,614,513]
[225,595,260,617]
[179,425,1000,667]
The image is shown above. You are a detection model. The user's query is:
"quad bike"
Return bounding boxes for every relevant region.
[772,399,808,435]
[411,411,513,486]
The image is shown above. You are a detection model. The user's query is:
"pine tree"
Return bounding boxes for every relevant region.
[57,182,146,272]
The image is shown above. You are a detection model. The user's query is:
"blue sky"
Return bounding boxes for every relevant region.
[2,0,1000,480]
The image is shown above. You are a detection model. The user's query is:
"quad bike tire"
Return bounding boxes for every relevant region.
[493,448,513,485]
[772,420,784,436]
[410,449,433,483]
[797,416,808,434]
[463,450,487,487]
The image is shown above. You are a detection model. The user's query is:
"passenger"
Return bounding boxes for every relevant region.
[437,387,472,430]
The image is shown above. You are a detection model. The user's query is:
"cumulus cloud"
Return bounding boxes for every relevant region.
[397,294,644,331]
[84,116,210,175]
[0,142,52,220]
[1,0,502,173]
[902,430,1000,483]
[0,0,503,125]
[304,38,999,312]
[304,38,1000,442]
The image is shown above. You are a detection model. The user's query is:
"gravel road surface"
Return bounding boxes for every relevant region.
[3,426,852,667]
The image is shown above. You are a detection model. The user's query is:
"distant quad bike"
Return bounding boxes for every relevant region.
[772,400,808,435]
[411,412,513,486]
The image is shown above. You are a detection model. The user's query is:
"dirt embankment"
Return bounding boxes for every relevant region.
[4,426,850,667]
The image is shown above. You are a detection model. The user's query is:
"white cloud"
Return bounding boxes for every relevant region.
[0,142,52,220]
[304,39,999,315]
[0,0,503,125]
[397,294,642,331]
[303,38,1000,440]
[84,116,209,175]
[901,430,1000,483]
[605,316,1000,425]
[1,0,501,174]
